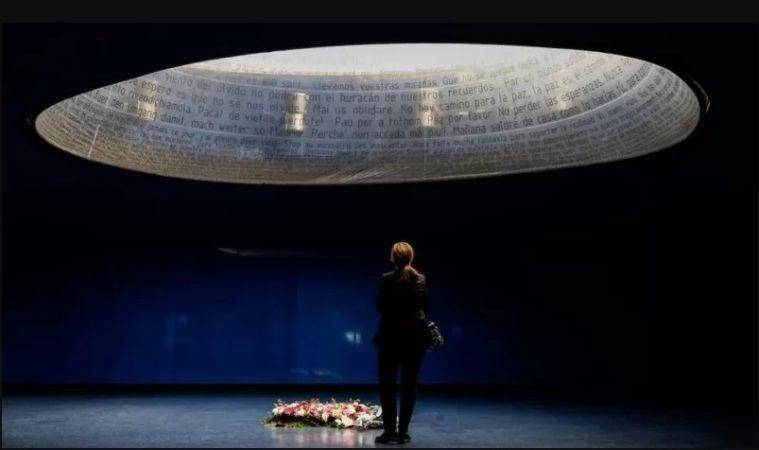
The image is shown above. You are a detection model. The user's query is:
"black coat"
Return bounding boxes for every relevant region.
[372,270,430,350]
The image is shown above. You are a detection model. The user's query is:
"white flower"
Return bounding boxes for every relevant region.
[266,399,383,429]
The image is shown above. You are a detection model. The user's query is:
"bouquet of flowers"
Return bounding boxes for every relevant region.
[260,398,383,429]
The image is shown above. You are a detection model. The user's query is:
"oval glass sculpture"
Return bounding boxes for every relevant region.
[35,44,700,184]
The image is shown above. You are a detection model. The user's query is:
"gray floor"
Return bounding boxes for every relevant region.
[2,392,757,447]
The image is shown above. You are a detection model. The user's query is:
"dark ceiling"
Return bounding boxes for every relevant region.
[2,23,757,257]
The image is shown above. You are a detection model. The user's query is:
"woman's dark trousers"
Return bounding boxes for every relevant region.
[377,346,425,434]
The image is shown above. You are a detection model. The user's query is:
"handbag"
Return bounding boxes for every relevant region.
[419,311,444,351]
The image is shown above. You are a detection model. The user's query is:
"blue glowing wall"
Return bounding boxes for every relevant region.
[1,255,489,384]
[2,245,656,385]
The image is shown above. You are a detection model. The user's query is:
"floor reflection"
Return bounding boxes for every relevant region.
[267,425,378,447]
[3,393,754,448]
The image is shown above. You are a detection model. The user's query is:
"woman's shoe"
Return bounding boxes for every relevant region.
[396,433,411,444]
[375,431,399,444]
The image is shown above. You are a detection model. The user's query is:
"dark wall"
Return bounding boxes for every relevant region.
[2,24,756,407]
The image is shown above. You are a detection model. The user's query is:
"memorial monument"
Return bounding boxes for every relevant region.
[35,44,701,184]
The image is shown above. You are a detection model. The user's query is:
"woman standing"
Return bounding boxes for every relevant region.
[373,242,429,445]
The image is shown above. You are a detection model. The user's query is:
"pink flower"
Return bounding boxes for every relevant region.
[268,398,382,429]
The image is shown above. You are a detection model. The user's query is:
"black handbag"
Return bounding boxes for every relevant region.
[420,311,444,351]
